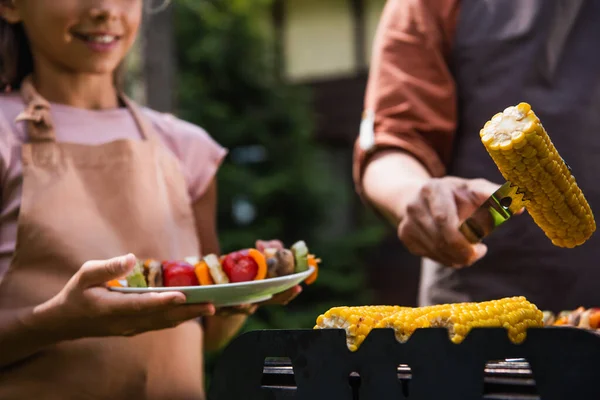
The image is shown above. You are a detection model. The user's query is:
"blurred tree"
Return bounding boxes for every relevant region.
[172,0,387,384]
[142,4,177,112]
[174,0,386,325]
[122,3,176,111]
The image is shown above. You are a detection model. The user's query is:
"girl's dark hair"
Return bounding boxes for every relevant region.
[0,11,33,91]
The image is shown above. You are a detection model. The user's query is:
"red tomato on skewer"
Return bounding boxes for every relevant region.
[221,249,267,283]
[162,261,199,287]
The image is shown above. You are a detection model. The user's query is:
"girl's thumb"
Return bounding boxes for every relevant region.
[79,254,136,287]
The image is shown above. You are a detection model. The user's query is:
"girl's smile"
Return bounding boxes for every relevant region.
[0,0,142,107]
[1,0,141,77]
[70,31,123,53]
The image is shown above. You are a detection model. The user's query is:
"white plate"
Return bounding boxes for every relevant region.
[109,267,315,307]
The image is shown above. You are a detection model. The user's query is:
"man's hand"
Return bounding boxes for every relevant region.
[398,177,502,268]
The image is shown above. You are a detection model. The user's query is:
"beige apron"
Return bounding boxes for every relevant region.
[0,77,205,399]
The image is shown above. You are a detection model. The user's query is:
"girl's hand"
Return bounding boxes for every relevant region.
[42,254,215,339]
[398,177,502,268]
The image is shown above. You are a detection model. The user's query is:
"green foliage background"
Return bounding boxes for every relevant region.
[172,0,386,385]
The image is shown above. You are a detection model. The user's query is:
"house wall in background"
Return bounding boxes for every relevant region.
[365,0,386,62]
[281,0,386,82]
[284,0,355,82]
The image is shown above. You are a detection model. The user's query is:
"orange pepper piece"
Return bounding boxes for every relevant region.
[304,255,320,285]
[589,311,600,329]
[195,261,215,285]
[553,317,568,326]
[247,248,267,280]
[107,279,123,288]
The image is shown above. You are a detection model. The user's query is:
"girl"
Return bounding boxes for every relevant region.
[0,0,301,398]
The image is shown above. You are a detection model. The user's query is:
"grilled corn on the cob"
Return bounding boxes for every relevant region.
[376,296,543,344]
[314,305,407,351]
[315,297,543,351]
[480,102,595,248]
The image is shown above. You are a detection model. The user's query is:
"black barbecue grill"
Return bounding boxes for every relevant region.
[207,327,600,400]
[261,359,538,400]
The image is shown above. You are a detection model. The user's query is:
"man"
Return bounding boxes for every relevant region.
[354,0,600,312]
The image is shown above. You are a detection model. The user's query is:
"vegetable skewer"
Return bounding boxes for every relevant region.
[111,240,319,288]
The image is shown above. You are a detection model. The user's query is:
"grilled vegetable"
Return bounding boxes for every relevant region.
[376,296,543,345]
[204,254,229,284]
[107,279,124,288]
[314,306,407,351]
[221,249,267,283]
[480,102,595,248]
[291,241,309,273]
[162,261,199,287]
[548,307,600,329]
[587,309,600,329]
[553,311,571,326]
[194,261,215,285]
[126,260,147,288]
[264,248,279,278]
[265,248,295,278]
[143,259,163,287]
[248,249,267,280]
[304,254,320,285]
[578,309,594,329]
[542,310,556,326]
[568,307,586,326]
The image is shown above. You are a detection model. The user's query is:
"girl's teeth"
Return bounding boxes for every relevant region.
[88,35,116,43]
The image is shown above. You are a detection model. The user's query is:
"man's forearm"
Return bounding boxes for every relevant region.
[362,149,432,226]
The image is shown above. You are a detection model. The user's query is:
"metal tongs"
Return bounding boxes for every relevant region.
[459,181,528,244]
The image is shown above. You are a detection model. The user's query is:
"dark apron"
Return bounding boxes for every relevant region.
[420,0,600,312]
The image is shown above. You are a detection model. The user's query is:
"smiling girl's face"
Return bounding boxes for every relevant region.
[1,0,142,77]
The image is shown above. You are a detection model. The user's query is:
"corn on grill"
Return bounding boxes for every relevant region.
[314,305,408,351]
[315,296,544,351]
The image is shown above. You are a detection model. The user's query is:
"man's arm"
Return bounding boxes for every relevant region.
[362,149,432,227]
[355,0,498,267]
[192,179,249,352]
[354,0,460,224]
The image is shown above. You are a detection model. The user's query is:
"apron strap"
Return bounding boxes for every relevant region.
[16,76,56,143]
[119,94,158,142]
[16,75,158,143]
